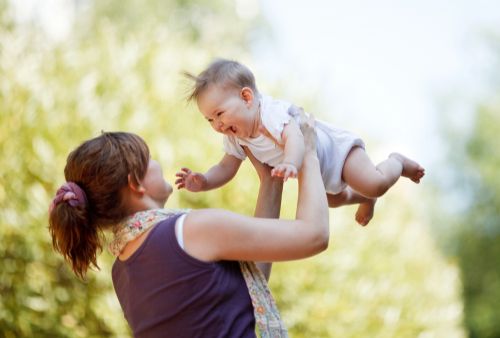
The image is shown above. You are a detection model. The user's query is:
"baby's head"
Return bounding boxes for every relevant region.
[186,59,258,102]
[186,59,262,138]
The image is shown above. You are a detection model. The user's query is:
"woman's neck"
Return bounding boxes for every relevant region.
[121,188,167,216]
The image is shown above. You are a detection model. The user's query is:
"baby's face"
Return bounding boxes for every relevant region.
[197,84,257,139]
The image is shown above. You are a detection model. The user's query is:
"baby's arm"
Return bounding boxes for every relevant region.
[176,154,242,192]
[271,118,305,181]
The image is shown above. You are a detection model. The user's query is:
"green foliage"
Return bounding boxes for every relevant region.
[439,102,500,338]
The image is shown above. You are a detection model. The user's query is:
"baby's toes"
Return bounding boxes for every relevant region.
[355,215,369,226]
[413,170,425,182]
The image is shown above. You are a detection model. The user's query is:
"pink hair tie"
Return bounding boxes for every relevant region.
[49,182,88,213]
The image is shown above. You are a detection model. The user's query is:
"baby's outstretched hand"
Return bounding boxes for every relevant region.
[175,168,207,192]
[271,163,298,181]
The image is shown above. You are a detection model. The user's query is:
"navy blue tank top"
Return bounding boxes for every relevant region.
[112,215,256,338]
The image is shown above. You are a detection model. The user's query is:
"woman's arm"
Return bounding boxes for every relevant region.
[245,147,284,280]
[182,114,329,263]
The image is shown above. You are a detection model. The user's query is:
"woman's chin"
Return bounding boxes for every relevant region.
[164,182,173,197]
[163,185,174,205]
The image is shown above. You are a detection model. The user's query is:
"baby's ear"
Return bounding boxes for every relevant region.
[240,87,254,106]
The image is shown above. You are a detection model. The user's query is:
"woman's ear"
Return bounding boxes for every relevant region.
[240,87,254,107]
[128,174,145,194]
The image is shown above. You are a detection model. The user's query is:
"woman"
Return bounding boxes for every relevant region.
[48,114,329,337]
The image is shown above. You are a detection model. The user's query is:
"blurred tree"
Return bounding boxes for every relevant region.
[438,100,500,338]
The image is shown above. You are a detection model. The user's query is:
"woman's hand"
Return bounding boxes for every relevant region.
[296,107,317,153]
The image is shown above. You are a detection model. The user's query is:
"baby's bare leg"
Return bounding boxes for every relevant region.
[343,147,406,198]
[327,188,371,207]
[355,199,377,226]
[327,188,376,226]
[337,147,425,226]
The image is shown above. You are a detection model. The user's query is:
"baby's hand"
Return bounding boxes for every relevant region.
[271,163,298,181]
[175,168,207,192]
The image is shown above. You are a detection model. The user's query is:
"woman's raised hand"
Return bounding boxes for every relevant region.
[296,107,317,153]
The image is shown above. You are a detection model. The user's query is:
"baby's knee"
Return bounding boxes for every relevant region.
[363,181,390,198]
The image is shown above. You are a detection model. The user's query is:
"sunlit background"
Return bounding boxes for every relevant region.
[1,0,499,337]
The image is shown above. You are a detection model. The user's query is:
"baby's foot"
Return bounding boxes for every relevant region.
[390,153,425,183]
[355,198,377,226]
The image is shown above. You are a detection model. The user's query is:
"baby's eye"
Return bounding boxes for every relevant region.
[207,118,213,122]
[216,111,224,117]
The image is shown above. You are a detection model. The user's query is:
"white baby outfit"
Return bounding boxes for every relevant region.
[223,94,365,195]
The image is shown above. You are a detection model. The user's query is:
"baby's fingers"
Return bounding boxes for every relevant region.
[176,167,192,177]
[288,168,298,179]
[282,168,297,182]
[175,180,185,190]
[271,167,284,177]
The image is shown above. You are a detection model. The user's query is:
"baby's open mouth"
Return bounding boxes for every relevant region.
[230,126,237,133]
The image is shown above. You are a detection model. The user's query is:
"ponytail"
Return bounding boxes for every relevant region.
[49,182,101,279]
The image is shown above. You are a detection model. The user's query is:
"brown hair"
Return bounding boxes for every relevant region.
[185,58,258,102]
[48,132,150,278]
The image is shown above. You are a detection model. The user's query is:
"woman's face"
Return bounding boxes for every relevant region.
[141,159,173,207]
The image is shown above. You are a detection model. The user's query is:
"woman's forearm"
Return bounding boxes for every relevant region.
[292,110,330,248]
[254,175,283,280]
[254,176,283,219]
[297,151,329,239]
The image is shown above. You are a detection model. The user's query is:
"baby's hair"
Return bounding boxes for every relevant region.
[48,132,150,279]
[185,58,258,102]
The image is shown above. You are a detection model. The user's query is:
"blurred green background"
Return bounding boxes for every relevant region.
[1,0,499,337]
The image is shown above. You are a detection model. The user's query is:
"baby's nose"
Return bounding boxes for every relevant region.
[216,120,224,132]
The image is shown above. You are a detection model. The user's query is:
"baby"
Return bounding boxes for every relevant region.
[176,59,425,225]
